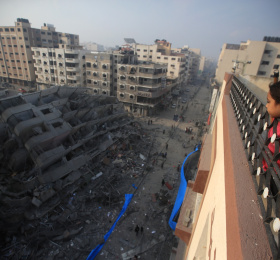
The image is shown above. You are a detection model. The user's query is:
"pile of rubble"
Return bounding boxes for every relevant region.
[0,86,153,259]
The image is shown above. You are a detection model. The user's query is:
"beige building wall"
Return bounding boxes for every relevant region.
[85,52,113,95]
[0,18,79,86]
[216,40,280,85]
[186,79,227,260]
[33,45,88,88]
[135,42,186,86]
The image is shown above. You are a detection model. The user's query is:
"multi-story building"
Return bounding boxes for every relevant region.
[32,44,88,88]
[187,48,201,84]
[117,60,169,116]
[215,37,280,85]
[135,40,187,90]
[85,52,113,95]
[0,18,79,86]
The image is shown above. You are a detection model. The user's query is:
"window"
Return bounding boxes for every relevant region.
[143,55,147,58]
[273,65,279,69]
[137,49,140,51]
[10,28,14,32]
[144,49,147,52]
[257,71,266,76]
[5,28,9,32]
[0,28,2,32]
[14,45,17,47]
[261,61,269,65]
[12,37,16,40]
[19,37,22,40]
[150,50,153,52]
[25,37,28,41]
[21,45,23,48]
[17,28,21,32]
[26,45,30,48]
[41,31,45,35]
[149,56,152,58]
[171,58,176,60]
[157,57,160,59]
[277,55,280,59]
[22,53,25,55]
[47,32,51,35]
[264,50,272,54]
[17,60,20,62]
[23,28,27,32]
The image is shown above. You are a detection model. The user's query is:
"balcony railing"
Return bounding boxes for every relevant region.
[65,58,79,63]
[66,67,80,72]
[230,75,280,259]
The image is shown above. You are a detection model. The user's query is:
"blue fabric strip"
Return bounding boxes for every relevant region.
[168,145,200,230]
[86,194,134,260]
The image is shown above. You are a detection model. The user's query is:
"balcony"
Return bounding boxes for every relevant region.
[67,75,80,80]
[35,71,42,75]
[66,67,80,72]
[65,49,79,54]
[173,73,276,259]
[65,58,79,63]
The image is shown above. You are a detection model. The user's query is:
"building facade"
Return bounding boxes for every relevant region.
[0,18,79,86]
[32,44,88,88]
[135,41,187,89]
[215,37,280,85]
[85,52,113,95]
[117,61,169,116]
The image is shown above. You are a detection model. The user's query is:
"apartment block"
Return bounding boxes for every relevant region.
[215,37,280,84]
[0,18,79,86]
[32,44,88,88]
[117,60,169,116]
[135,41,187,88]
[85,52,113,95]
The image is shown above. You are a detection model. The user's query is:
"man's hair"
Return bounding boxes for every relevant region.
[269,81,280,104]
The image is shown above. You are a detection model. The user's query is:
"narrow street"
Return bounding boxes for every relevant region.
[98,81,212,259]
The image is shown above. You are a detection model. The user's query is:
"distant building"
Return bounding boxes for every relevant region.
[0,18,79,87]
[81,42,105,52]
[215,37,280,84]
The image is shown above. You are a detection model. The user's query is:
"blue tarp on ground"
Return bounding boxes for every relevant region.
[86,194,134,260]
[168,145,200,230]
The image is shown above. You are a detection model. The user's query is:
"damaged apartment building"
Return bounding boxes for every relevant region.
[0,86,154,258]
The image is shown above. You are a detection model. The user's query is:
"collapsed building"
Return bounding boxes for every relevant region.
[0,86,155,259]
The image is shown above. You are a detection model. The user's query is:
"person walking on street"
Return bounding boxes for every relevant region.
[135,225,140,236]
[162,179,165,186]
[166,143,168,150]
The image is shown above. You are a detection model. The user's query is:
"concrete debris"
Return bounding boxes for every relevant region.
[0,81,209,259]
[0,86,154,259]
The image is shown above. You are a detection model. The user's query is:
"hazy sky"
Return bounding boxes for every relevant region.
[1,0,279,59]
